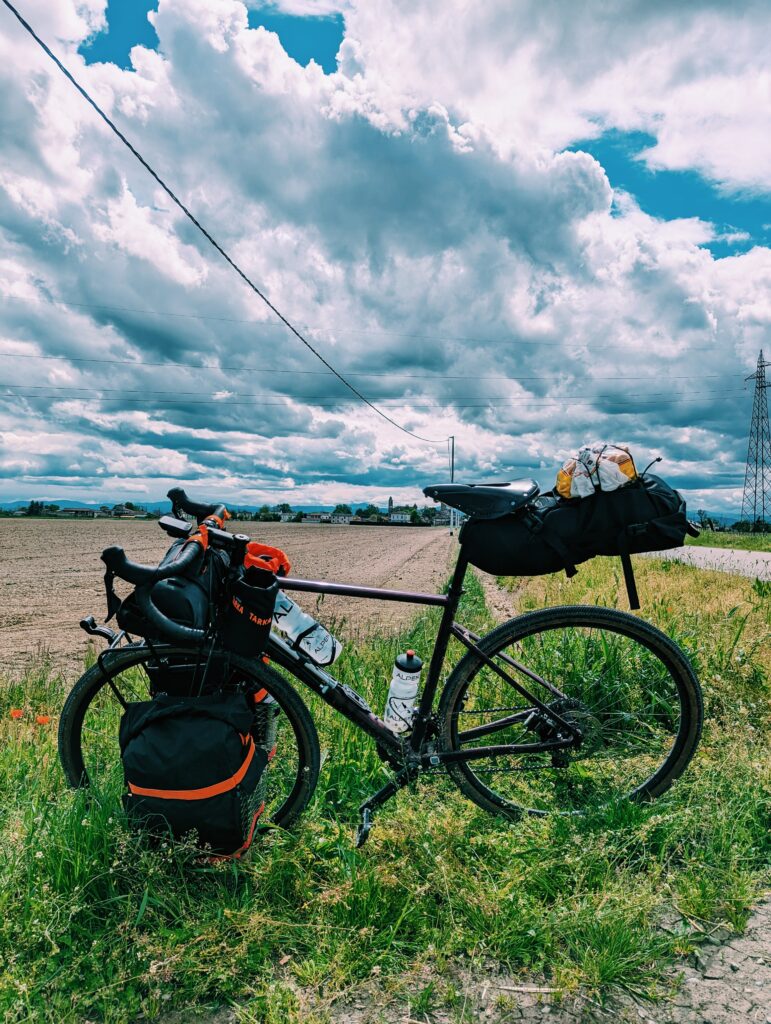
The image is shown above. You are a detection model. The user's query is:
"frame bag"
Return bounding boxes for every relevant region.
[459,474,698,609]
[119,691,268,858]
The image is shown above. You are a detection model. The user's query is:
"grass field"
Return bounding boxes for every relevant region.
[0,560,769,1022]
[686,529,771,552]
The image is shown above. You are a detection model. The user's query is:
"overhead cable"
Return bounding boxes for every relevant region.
[0,0,447,445]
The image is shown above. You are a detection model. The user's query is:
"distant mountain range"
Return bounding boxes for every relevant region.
[1,499,349,514]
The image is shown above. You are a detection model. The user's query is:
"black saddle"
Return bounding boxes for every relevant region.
[423,480,539,520]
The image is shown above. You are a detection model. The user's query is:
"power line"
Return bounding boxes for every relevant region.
[1,384,746,409]
[0,295,731,352]
[0,349,741,385]
[0,0,446,446]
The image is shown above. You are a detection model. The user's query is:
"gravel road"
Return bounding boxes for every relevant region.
[642,544,771,580]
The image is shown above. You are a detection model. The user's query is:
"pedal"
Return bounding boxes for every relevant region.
[356,807,373,848]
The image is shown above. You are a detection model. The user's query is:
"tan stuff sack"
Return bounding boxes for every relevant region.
[556,443,637,500]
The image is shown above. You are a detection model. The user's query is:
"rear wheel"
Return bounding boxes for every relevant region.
[439,606,702,818]
[59,644,320,830]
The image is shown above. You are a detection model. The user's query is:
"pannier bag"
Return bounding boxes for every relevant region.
[460,473,698,609]
[120,691,268,858]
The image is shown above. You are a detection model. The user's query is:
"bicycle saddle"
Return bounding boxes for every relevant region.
[423,479,540,520]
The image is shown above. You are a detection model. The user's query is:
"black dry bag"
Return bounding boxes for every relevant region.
[119,692,268,858]
[460,474,697,609]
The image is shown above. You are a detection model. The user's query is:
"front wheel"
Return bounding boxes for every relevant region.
[59,645,321,830]
[438,606,703,818]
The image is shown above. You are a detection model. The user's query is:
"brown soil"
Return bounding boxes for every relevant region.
[0,519,455,679]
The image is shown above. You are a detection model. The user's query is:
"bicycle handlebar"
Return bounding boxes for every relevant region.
[132,585,207,644]
[167,486,228,525]
[101,538,203,586]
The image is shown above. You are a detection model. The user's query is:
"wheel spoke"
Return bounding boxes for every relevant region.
[440,608,700,817]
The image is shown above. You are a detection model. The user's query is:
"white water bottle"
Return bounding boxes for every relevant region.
[273,591,342,666]
[383,650,423,733]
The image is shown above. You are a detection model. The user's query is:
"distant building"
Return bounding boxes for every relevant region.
[389,511,411,524]
[388,496,394,515]
[331,513,352,524]
[301,512,331,524]
[111,505,136,518]
[279,512,293,523]
[55,508,96,518]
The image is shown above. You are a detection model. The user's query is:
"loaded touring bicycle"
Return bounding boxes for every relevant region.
[60,475,703,853]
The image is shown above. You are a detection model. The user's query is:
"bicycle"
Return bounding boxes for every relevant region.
[59,484,703,847]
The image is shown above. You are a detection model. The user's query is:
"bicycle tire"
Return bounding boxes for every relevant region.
[58,644,320,830]
[438,605,703,819]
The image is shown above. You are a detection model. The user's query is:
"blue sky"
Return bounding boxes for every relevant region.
[570,131,771,259]
[79,0,345,75]
[1,0,769,512]
[78,2,770,262]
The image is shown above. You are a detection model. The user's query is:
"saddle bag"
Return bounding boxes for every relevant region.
[460,474,697,609]
[119,691,268,857]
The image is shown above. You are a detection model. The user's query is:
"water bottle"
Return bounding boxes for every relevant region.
[383,650,423,733]
[272,591,342,666]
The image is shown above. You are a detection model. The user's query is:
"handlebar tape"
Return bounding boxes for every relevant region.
[167,487,229,526]
[101,539,203,586]
[132,586,207,644]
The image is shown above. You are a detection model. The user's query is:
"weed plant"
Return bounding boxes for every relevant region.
[0,563,768,1021]
[686,529,771,553]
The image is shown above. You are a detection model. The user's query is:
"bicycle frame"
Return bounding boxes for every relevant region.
[268,549,579,772]
[86,545,584,845]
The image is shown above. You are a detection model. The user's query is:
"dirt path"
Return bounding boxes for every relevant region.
[642,544,771,581]
[0,520,454,678]
[158,898,771,1024]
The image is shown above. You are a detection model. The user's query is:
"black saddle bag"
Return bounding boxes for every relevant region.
[460,474,697,608]
[119,691,268,857]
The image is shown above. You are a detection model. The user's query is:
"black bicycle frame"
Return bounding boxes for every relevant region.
[268,549,579,769]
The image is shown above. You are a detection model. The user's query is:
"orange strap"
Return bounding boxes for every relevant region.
[244,541,291,576]
[205,802,265,862]
[128,735,255,801]
[184,522,209,551]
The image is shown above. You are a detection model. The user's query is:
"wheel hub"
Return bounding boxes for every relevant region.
[531,698,603,764]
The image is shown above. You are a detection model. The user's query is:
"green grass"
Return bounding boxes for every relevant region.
[0,565,769,1022]
[686,529,771,552]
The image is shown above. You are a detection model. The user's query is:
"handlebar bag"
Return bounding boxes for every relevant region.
[119,691,268,858]
[116,541,229,640]
[459,474,697,609]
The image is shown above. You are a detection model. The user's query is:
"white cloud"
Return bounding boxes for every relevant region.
[0,0,768,515]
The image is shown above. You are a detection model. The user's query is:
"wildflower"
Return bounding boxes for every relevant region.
[10,708,23,720]
[35,851,43,860]
[35,715,51,725]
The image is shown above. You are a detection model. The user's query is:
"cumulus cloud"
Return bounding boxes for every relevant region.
[0,0,768,513]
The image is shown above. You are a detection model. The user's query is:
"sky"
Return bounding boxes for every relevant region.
[0,0,770,513]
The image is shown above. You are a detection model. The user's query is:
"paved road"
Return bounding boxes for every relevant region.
[642,545,771,581]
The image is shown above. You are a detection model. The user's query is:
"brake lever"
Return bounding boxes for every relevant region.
[80,615,118,644]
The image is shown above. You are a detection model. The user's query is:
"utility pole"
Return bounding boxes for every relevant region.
[740,350,771,531]
[449,435,455,534]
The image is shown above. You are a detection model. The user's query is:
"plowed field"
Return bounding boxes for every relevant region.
[0,519,455,676]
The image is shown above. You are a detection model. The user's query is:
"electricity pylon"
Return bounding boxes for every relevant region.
[740,350,771,530]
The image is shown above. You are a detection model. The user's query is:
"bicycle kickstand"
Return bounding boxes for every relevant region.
[356,765,417,848]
